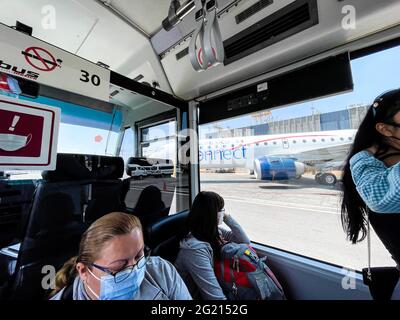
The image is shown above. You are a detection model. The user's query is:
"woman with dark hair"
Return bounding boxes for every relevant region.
[134,185,166,215]
[134,185,167,227]
[341,88,400,299]
[174,191,250,300]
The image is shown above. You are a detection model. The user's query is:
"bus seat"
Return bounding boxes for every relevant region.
[83,183,124,224]
[8,190,86,300]
[42,154,125,225]
[0,254,17,294]
[136,207,170,230]
[41,153,125,182]
[144,210,188,263]
[4,153,124,300]
[82,156,125,224]
[0,182,36,248]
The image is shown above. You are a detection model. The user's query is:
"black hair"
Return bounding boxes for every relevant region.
[185,191,225,257]
[134,185,165,215]
[341,89,400,243]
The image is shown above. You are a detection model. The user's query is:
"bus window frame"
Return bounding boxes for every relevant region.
[117,126,136,160]
[135,110,178,158]
[139,118,177,155]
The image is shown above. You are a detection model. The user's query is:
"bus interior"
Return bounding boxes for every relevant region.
[0,0,400,300]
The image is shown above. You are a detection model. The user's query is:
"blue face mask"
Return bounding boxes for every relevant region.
[87,262,146,300]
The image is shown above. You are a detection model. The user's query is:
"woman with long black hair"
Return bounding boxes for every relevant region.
[174,191,250,300]
[341,88,400,299]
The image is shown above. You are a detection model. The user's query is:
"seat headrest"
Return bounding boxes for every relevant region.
[145,210,189,248]
[42,154,124,182]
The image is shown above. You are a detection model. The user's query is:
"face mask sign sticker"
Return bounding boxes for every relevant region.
[0,95,60,170]
[0,114,32,151]
[0,133,32,152]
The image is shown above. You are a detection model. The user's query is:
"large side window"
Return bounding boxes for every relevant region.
[199,44,400,271]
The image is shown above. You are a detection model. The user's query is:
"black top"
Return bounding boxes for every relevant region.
[369,152,400,268]
[369,211,400,268]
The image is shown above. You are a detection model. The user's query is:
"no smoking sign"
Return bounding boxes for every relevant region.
[0,24,110,102]
[21,46,62,72]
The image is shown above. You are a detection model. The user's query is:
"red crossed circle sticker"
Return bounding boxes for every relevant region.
[23,47,58,72]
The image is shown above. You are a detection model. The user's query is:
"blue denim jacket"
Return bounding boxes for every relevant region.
[350,150,400,213]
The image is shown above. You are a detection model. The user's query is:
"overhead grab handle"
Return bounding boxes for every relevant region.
[189,0,208,71]
[203,0,224,67]
[188,0,225,72]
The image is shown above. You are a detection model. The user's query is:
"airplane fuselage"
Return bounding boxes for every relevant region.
[198,129,356,169]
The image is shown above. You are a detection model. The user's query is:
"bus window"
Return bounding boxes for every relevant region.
[199,44,400,271]
[141,120,176,160]
[119,113,189,216]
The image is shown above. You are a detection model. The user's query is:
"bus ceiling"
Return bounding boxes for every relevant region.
[1,1,400,101]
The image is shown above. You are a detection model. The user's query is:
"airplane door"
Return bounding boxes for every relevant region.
[282,138,289,149]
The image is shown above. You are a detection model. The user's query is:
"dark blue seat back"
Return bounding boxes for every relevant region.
[5,153,124,300]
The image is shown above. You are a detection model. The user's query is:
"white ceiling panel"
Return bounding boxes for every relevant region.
[0,0,98,53]
[105,0,172,36]
[0,0,173,94]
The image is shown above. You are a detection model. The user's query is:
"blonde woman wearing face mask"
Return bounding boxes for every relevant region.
[50,212,192,300]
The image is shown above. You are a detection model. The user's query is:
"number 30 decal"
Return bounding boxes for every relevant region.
[80,70,101,87]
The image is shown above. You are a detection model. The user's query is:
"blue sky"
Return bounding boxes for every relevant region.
[201,45,400,136]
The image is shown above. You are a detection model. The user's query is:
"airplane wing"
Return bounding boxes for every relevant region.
[269,143,351,164]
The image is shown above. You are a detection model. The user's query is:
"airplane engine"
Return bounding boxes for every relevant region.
[254,157,306,181]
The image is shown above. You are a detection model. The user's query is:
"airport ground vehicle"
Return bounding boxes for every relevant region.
[155,164,175,177]
[127,165,148,179]
[0,0,400,301]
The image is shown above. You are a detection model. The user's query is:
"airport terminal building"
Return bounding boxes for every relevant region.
[206,104,369,138]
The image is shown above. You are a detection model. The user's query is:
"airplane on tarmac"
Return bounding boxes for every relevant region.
[147,129,357,185]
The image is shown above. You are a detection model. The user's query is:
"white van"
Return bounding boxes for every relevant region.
[127,165,148,179]
[155,165,174,177]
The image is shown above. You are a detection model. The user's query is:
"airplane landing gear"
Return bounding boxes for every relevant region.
[315,173,337,186]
